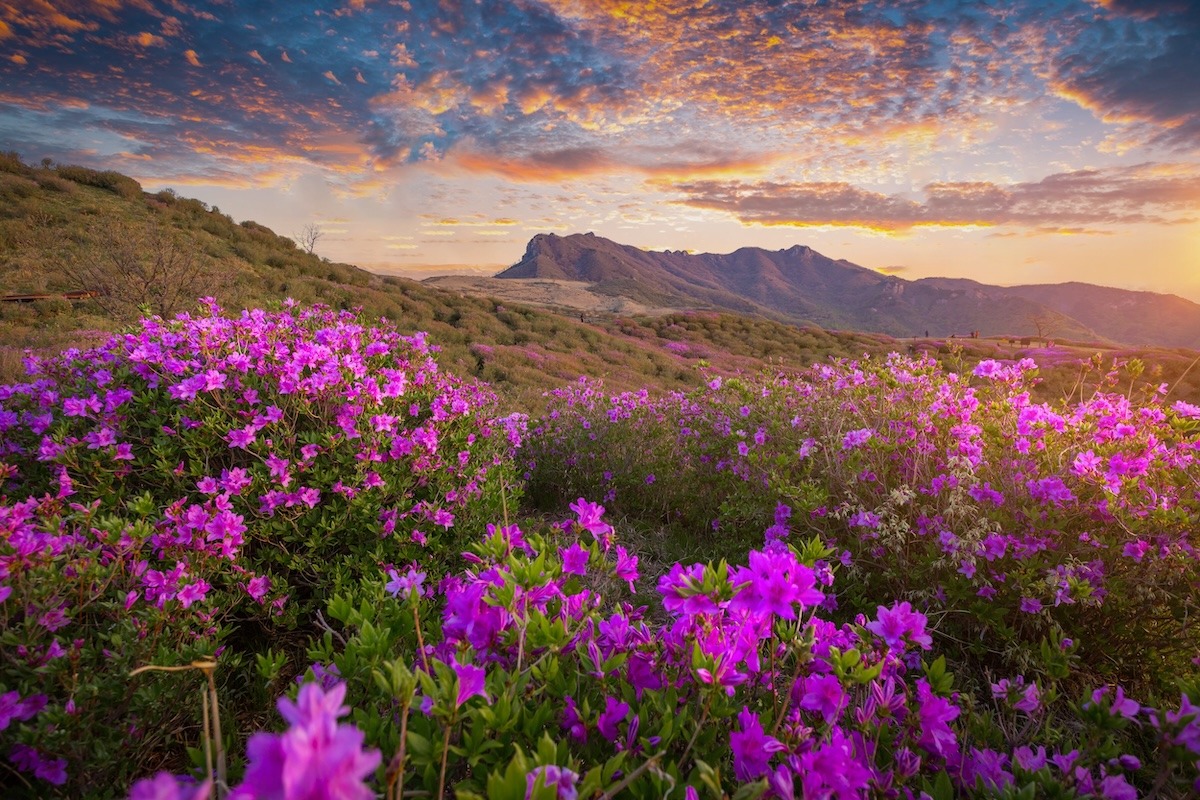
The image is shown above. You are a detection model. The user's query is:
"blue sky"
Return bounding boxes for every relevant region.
[1,1,1198,297]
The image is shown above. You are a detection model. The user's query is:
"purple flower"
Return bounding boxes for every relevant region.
[235,682,380,800]
[798,673,847,724]
[246,575,271,603]
[560,543,589,576]
[729,706,786,781]
[992,677,1041,714]
[9,743,67,785]
[657,563,719,617]
[452,658,488,708]
[561,695,587,743]
[177,579,210,609]
[568,498,612,546]
[227,426,257,449]
[865,601,932,651]
[915,679,960,758]
[1173,400,1200,418]
[1098,774,1137,800]
[614,546,639,590]
[597,696,629,742]
[1013,745,1047,771]
[729,548,824,620]
[0,691,46,731]
[1091,686,1140,719]
[841,427,874,449]
[525,765,579,800]
[129,773,213,800]
[385,566,426,600]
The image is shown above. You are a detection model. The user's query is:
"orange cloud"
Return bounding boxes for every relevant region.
[453,145,777,183]
[132,31,164,47]
[183,48,201,67]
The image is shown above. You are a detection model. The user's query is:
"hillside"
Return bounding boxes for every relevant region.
[499,232,1200,348]
[0,155,898,403]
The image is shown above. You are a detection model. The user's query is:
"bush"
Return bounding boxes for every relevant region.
[132,503,1200,799]
[33,173,74,194]
[524,356,1200,696]
[0,301,521,794]
[55,166,142,199]
[0,151,32,176]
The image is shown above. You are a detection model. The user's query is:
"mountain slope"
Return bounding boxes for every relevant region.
[999,282,1200,349]
[498,233,1200,347]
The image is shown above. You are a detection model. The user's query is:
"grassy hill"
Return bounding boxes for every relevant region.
[3,152,1199,407]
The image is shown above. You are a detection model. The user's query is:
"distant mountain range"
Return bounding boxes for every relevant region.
[496,233,1200,348]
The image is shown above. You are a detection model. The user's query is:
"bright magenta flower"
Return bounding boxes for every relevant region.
[866,601,932,651]
[233,682,380,800]
[729,706,786,781]
[452,657,488,708]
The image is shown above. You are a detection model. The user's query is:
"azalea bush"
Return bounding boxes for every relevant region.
[524,355,1200,695]
[135,502,1200,799]
[0,301,520,794]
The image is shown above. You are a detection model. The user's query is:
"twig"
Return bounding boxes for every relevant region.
[315,609,349,647]
[1162,353,1200,402]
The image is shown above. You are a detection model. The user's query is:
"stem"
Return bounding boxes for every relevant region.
[412,602,430,674]
[769,628,780,723]
[202,687,214,795]
[677,696,712,770]
[596,752,663,800]
[436,710,456,799]
[385,700,412,800]
[1162,353,1200,402]
[204,664,227,798]
[770,643,807,737]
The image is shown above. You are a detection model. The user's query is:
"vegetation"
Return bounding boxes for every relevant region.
[4,153,1198,409]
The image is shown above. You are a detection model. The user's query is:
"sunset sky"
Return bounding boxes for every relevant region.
[2,1,1199,299]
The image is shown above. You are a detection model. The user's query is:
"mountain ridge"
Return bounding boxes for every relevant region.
[497,233,1200,348]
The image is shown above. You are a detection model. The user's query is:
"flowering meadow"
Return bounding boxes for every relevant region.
[0,303,1198,798]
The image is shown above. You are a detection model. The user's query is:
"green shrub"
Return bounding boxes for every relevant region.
[55,166,142,199]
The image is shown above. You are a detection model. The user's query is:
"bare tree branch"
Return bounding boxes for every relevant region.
[62,219,212,320]
[294,223,323,256]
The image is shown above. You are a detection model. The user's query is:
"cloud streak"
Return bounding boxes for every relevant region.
[671,164,1200,231]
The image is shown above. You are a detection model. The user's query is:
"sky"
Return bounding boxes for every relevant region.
[1,0,1199,299]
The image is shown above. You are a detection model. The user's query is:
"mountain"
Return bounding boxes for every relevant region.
[498,233,1200,348]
